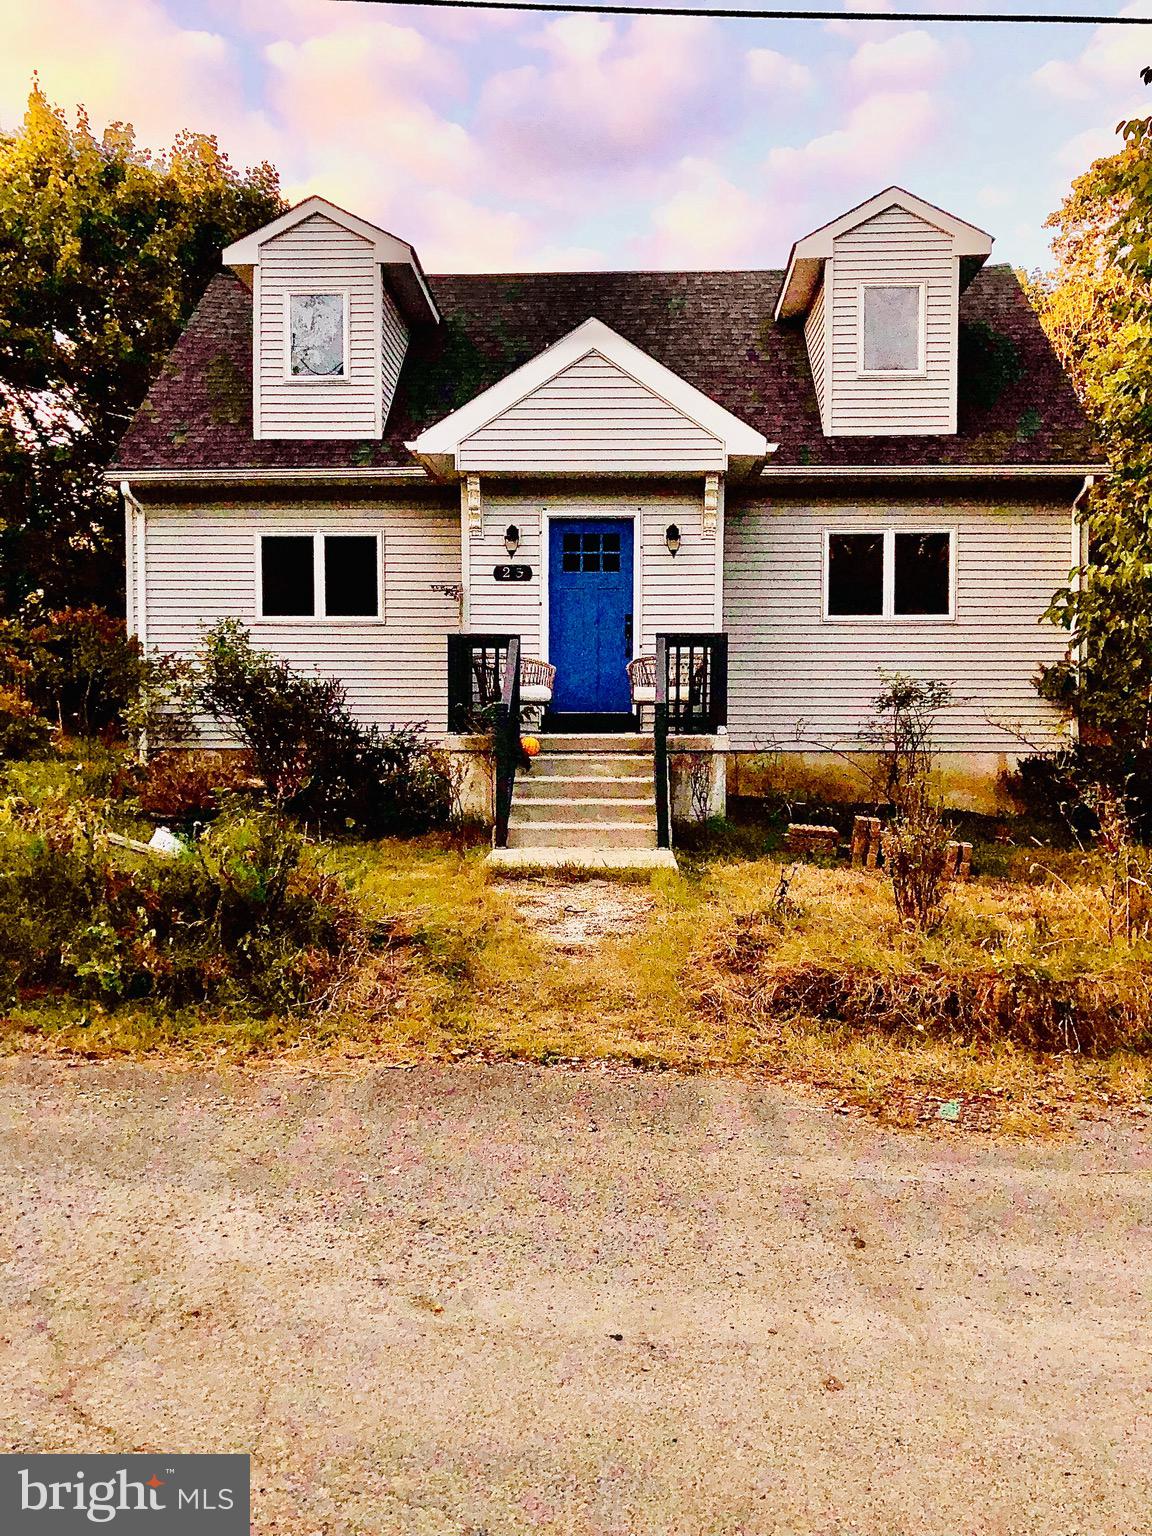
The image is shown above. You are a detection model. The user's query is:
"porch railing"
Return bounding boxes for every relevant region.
[447,633,516,733]
[661,632,728,735]
[493,635,521,849]
[653,631,729,849]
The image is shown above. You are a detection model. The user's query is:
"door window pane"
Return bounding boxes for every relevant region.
[324,535,379,617]
[289,293,345,377]
[261,536,314,616]
[894,532,951,616]
[862,286,920,372]
[827,533,884,616]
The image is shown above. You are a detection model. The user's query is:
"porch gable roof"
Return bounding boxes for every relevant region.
[409,318,771,478]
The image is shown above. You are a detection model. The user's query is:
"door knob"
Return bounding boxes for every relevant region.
[624,613,633,650]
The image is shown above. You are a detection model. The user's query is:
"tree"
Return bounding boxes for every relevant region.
[1027,97,1152,748]
[0,83,284,612]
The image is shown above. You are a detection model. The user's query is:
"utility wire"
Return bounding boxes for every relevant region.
[331,0,1152,23]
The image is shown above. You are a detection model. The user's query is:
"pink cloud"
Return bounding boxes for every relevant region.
[847,30,952,92]
[746,48,814,96]
[475,16,733,185]
[765,89,942,198]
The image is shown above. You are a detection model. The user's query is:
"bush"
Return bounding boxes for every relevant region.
[1007,744,1152,841]
[0,605,195,746]
[134,751,253,829]
[0,803,367,1013]
[195,620,452,836]
[0,685,53,759]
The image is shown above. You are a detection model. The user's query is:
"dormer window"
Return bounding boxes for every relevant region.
[859,284,924,375]
[288,292,347,379]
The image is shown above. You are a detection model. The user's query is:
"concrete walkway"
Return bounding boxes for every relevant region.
[1,1058,1149,1535]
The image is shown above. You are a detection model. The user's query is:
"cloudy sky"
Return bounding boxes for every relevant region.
[3,0,1150,273]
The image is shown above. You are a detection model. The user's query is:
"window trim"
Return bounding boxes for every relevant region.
[822,527,956,624]
[856,282,927,378]
[284,289,351,383]
[255,528,385,623]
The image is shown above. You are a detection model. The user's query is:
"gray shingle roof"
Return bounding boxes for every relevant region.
[114,265,1099,473]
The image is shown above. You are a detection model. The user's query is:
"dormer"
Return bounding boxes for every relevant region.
[775,188,993,438]
[223,196,439,441]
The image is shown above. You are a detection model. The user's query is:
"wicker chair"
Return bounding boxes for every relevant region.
[519,656,555,729]
[627,655,657,729]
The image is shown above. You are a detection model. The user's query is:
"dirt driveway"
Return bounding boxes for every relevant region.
[1,1058,1149,1536]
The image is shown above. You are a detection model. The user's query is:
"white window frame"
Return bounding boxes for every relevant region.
[255,529,384,623]
[856,282,927,378]
[822,528,956,624]
[284,289,351,383]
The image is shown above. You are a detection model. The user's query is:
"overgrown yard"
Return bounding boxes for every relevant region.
[2,747,1151,1135]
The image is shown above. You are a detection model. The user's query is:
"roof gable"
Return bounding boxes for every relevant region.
[411,317,770,477]
[775,186,994,320]
[223,195,439,327]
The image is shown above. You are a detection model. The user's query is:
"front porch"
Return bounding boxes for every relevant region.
[445,632,728,867]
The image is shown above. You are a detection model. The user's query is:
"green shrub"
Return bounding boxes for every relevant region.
[0,804,367,1013]
[0,685,52,759]
[0,605,195,745]
[195,620,452,836]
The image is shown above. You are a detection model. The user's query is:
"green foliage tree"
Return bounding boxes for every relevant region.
[0,82,284,612]
[1028,100,1152,746]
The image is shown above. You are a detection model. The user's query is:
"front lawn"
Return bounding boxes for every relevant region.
[3,754,1150,1133]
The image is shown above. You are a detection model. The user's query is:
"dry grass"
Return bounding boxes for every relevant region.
[4,830,1152,1132]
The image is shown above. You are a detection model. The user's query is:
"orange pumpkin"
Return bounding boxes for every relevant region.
[520,735,541,757]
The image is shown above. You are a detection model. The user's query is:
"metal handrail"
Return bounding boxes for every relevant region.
[493,635,521,849]
[654,634,671,849]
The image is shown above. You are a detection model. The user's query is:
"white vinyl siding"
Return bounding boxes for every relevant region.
[380,281,409,427]
[458,351,726,473]
[827,206,956,436]
[804,279,828,429]
[142,498,461,745]
[255,213,382,440]
[723,497,1072,753]
[466,487,720,664]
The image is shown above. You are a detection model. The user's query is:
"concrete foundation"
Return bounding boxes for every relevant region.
[726,749,1025,815]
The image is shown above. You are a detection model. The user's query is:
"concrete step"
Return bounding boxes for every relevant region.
[507,821,657,850]
[516,774,653,801]
[534,734,651,753]
[511,796,655,826]
[531,752,652,779]
[487,847,677,874]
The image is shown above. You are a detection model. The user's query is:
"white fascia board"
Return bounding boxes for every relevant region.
[103,466,430,486]
[410,317,768,468]
[774,185,994,322]
[758,462,1110,480]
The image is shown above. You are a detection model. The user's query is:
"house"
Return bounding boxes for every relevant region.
[111,186,1104,865]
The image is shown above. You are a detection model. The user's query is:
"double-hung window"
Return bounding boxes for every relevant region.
[858,284,925,375]
[286,292,348,379]
[825,529,954,620]
[258,532,382,620]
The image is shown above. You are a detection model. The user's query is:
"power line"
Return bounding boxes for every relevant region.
[331,0,1152,23]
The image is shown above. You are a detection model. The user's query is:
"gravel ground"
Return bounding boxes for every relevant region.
[1,1057,1150,1536]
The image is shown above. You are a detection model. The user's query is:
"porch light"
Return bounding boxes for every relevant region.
[665,523,681,557]
[503,524,521,556]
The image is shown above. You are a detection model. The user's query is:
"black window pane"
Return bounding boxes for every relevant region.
[602,532,620,552]
[603,552,620,572]
[582,533,600,552]
[583,550,601,571]
[563,534,579,552]
[894,532,951,615]
[324,535,379,617]
[262,536,314,616]
[562,552,579,571]
[827,534,884,616]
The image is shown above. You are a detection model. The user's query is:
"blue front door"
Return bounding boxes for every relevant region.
[549,518,634,717]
